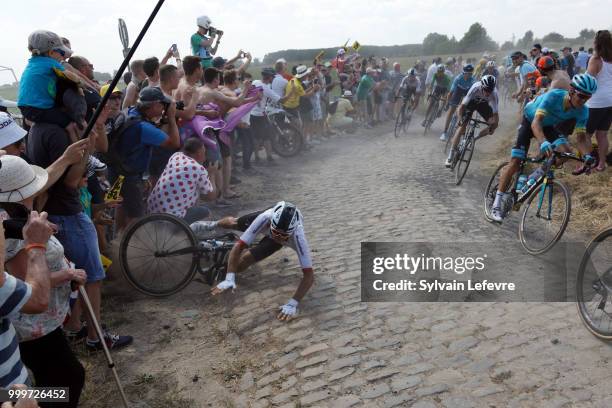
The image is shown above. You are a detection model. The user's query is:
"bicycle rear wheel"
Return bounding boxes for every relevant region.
[576,227,612,339]
[119,213,198,297]
[519,179,571,255]
[455,133,475,185]
[272,122,303,157]
[483,161,515,222]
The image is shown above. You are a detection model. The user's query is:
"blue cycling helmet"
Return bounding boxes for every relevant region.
[463,64,474,73]
[571,73,598,95]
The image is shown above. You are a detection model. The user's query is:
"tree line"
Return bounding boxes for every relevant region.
[262,24,600,63]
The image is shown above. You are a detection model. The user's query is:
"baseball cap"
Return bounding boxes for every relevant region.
[0,112,27,149]
[212,56,227,69]
[139,87,172,104]
[100,84,123,97]
[510,51,523,59]
[542,47,550,54]
[0,98,17,109]
[0,155,48,202]
[343,90,353,97]
[28,30,73,57]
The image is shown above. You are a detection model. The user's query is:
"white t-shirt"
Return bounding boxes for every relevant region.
[239,209,313,269]
[271,74,288,98]
[250,80,282,116]
[147,152,213,218]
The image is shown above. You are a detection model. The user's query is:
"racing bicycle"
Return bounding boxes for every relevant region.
[119,214,236,297]
[483,150,586,255]
[266,110,303,157]
[443,112,459,154]
[394,94,416,137]
[448,117,490,185]
[576,226,612,339]
[423,92,445,135]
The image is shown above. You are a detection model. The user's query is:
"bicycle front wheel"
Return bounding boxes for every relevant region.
[444,115,457,154]
[576,227,612,339]
[519,179,571,255]
[119,213,198,297]
[455,133,475,185]
[394,105,405,138]
[272,122,303,157]
[424,101,438,135]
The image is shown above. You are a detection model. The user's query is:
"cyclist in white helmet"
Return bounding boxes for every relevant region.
[197,201,314,321]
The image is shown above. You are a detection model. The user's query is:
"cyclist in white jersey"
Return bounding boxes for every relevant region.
[195,201,314,321]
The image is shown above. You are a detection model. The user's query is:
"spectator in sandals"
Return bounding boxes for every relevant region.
[122,60,146,110]
[147,138,216,222]
[0,155,86,407]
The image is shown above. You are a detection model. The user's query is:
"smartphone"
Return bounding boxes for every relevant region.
[171,44,178,54]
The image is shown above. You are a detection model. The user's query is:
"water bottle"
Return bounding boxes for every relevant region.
[516,175,528,192]
[522,168,545,193]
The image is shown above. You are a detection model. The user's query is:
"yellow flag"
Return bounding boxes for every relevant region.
[105,175,125,202]
[352,41,361,51]
[315,50,325,61]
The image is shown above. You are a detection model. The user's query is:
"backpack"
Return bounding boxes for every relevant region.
[101,109,145,176]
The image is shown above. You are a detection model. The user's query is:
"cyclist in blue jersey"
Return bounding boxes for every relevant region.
[490,74,598,222]
[440,64,475,141]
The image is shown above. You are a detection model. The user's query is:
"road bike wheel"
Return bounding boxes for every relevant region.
[483,161,514,222]
[424,100,438,135]
[272,122,303,157]
[518,179,571,255]
[119,213,198,297]
[455,132,475,185]
[444,114,457,154]
[394,105,405,138]
[576,227,612,339]
[402,109,412,134]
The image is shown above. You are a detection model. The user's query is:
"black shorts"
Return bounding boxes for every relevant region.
[217,133,231,159]
[511,116,562,160]
[449,89,468,106]
[587,106,612,133]
[236,211,282,262]
[87,175,104,205]
[464,98,493,121]
[118,178,146,218]
[250,115,272,140]
[433,86,448,98]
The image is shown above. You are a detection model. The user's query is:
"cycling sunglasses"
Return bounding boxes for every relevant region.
[270,228,291,241]
[572,90,591,101]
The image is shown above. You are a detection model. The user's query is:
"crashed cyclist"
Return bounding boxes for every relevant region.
[191,201,313,321]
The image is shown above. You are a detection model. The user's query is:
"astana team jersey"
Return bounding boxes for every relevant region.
[524,88,588,132]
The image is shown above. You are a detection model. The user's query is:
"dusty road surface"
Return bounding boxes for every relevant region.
[82,113,612,408]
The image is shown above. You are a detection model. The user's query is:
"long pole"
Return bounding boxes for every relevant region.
[81,0,165,141]
[79,286,130,408]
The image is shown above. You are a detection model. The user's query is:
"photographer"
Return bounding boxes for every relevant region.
[191,15,223,69]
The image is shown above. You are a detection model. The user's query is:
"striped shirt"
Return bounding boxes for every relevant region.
[0,272,32,387]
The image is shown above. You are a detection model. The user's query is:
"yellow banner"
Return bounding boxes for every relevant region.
[352,41,361,51]
[315,50,325,61]
[105,175,125,202]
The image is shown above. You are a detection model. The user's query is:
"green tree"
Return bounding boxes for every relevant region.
[500,41,514,51]
[542,32,565,43]
[422,32,450,55]
[458,23,498,53]
[518,30,534,48]
[578,28,596,41]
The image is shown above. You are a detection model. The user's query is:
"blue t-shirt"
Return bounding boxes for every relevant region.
[18,56,65,109]
[524,88,589,132]
[117,108,168,176]
[0,273,32,388]
[450,74,475,94]
[518,61,537,83]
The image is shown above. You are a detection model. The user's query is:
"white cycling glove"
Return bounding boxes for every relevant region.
[216,272,236,291]
[279,298,299,317]
[190,221,219,237]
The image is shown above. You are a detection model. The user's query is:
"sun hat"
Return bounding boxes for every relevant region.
[0,112,27,149]
[295,65,312,79]
[28,30,73,57]
[0,155,48,202]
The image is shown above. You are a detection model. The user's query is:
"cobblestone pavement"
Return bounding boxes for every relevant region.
[104,119,612,408]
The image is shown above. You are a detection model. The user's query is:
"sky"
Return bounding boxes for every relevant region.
[2,0,611,85]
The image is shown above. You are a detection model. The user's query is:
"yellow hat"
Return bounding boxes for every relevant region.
[100,84,123,97]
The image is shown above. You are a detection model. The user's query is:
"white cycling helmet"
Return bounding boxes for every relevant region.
[436,64,445,72]
[271,201,301,235]
[486,61,496,68]
[197,15,212,29]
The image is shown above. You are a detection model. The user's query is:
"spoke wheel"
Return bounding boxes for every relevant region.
[394,105,405,138]
[519,179,571,254]
[444,115,457,154]
[455,133,475,185]
[483,161,515,222]
[119,214,198,297]
[272,122,303,157]
[577,227,612,339]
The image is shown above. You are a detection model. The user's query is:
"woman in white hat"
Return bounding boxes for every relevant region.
[0,154,87,407]
[327,90,356,130]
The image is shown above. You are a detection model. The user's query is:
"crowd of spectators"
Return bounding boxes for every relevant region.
[0,14,609,405]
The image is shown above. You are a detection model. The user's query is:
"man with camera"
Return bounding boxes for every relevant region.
[191,15,223,70]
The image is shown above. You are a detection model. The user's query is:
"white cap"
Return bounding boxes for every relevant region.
[337,48,346,55]
[196,15,212,29]
[0,112,27,149]
[0,154,48,202]
[343,90,353,97]
[276,58,287,64]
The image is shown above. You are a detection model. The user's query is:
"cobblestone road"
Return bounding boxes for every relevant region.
[105,120,612,408]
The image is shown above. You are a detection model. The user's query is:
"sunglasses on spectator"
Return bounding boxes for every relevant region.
[53,48,66,57]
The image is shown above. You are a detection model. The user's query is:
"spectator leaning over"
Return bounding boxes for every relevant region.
[510,51,537,100]
[147,138,216,223]
[1,155,87,407]
[0,200,53,389]
[17,30,82,142]
[327,90,355,130]
[122,60,146,110]
[580,30,612,172]
[192,15,222,70]
[356,67,376,127]
[272,60,289,98]
[107,87,180,233]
